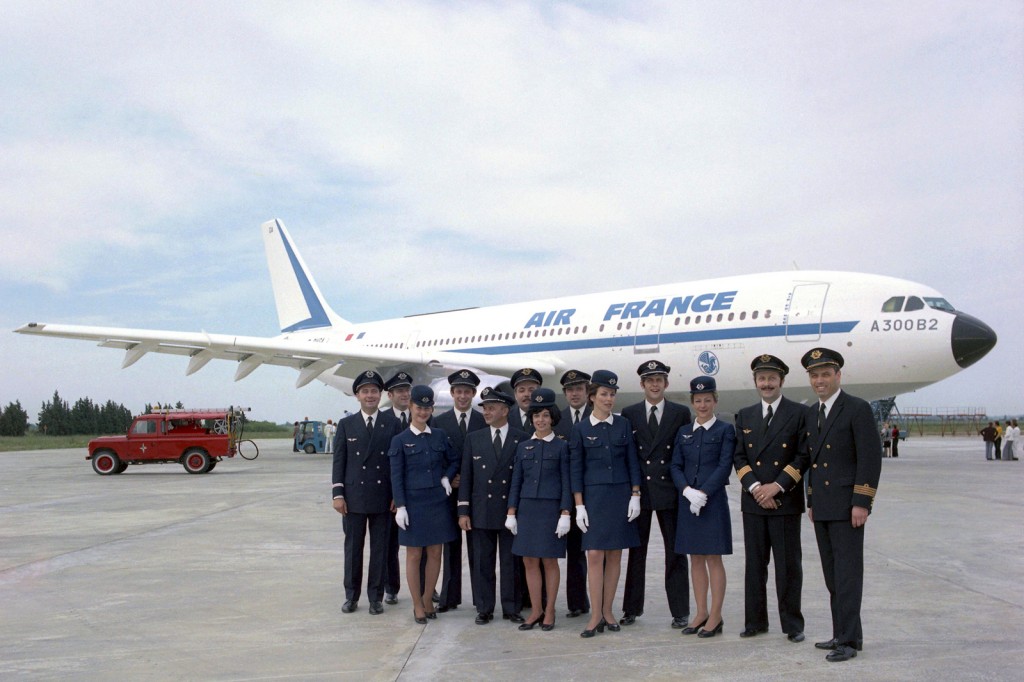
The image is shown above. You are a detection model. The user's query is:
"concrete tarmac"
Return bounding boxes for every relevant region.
[1,436,1022,681]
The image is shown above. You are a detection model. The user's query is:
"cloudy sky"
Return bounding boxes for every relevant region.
[2,1,1021,424]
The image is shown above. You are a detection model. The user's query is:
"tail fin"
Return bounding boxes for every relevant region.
[262,219,347,333]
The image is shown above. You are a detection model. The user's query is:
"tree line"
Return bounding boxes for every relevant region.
[0,390,136,437]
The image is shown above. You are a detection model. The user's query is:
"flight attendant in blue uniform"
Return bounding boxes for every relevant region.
[670,376,735,639]
[569,370,642,638]
[507,388,573,632]
[389,385,459,624]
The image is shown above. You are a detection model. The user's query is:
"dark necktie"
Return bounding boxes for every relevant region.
[401,412,408,429]
[460,412,467,436]
[649,405,658,434]
[493,429,502,456]
[763,404,773,434]
[817,403,826,430]
[367,416,373,432]
[574,409,581,425]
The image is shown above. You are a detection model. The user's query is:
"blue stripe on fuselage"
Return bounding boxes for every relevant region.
[276,221,332,333]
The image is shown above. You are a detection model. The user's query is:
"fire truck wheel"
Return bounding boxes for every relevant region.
[115,461,129,474]
[92,450,121,475]
[182,448,212,474]
[207,460,217,471]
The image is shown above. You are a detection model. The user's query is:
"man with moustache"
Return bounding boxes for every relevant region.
[802,348,882,663]
[733,354,809,643]
[554,369,592,618]
[619,360,692,628]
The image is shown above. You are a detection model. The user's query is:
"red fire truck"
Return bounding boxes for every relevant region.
[87,407,255,475]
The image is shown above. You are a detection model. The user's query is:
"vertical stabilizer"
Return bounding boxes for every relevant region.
[262,219,346,333]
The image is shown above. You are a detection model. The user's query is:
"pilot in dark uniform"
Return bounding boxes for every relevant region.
[569,369,642,638]
[332,370,398,616]
[802,348,882,662]
[553,369,591,619]
[388,385,459,624]
[431,369,486,613]
[457,387,527,624]
[382,371,414,605]
[733,354,809,642]
[508,368,542,434]
[620,360,692,628]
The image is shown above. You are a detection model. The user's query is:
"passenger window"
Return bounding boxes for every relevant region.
[905,296,924,311]
[882,296,904,313]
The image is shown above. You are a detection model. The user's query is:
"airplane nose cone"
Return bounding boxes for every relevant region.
[951,313,997,368]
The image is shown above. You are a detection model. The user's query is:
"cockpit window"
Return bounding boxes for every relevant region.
[881,296,904,313]
[905,296,924,312]
[924,297,955,313]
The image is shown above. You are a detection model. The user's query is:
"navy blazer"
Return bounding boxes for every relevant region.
[621,400,692,510]
[670,418,735,499]
[509,436,572,511]
[554,404,591,440]
[388,427,459,509]
[432,408,486,468]
[331,410,400,514]
[458,425,528,529]
[508,408,536,435]
[805,391,882,521]
[569,415,642,494]
[733,396,809,516]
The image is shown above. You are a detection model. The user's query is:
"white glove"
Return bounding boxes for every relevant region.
[395,506,410,530]
[441,476,452,496]
[627,495,641,521]
[575,505,589,533]
[689,502,702,516]
[556,515,571,537]
[504,514,518,535]
[683,486,708,508]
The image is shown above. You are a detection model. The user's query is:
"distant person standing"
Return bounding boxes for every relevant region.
[993,421,1003,460]
[890,423,900,458]
[1004,420,1019,461]
[292,421,300,452]
[323,419,336,453]
[802,348,882,663]
[980,423,997,460]
[881,423,891,458]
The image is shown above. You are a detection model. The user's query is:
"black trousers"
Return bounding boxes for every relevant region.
[438,492,474,608]
[470,527,521,616]
[814,518,865,646]
[383,515,400,596]
[565,515,589,612]
[742,512,804,634]
[621,507,690,619]
[343,511,390,603]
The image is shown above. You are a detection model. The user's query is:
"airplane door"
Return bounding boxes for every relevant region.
[634,316,663,354]
[786,283,829,342]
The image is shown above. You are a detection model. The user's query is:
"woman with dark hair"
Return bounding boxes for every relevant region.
[671,376,736,638]
[569,370,642,638]
[389,385,459,624]
[507,388,572,631]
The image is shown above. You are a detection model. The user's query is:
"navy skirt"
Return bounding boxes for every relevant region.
[675,489,732,555]
[512,498,566,559]
[400,486,457,547]
[581,482,640,551]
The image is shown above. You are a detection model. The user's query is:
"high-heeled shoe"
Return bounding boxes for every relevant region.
[519,614,542,631]
[413,610,427,625]
[697,619,723,638]
[680,616,708,635]
[580,618,607,638]
[604,617,621,633]
[424,609,437,620]
[541,615,556,632]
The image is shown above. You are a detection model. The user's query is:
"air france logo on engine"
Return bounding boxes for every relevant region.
[522,291,737,328]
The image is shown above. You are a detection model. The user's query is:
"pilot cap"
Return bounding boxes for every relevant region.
[750,354,789,376]
[527,387,562,426]
[511,368,543,388]
[353,370,384,392]
[384,371,413,391]
[410,385,435,407]
[801,347,844,371]
[559,370,591,388]
[690,375,717,394]
[590,369,619,391]
[479,387,514,407]
[637,360,670,378]
[448,369,481,387]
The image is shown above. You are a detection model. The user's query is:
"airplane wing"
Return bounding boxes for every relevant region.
[14,322,561,389]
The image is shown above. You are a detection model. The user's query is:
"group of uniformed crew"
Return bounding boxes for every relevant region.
[331,346,881,663]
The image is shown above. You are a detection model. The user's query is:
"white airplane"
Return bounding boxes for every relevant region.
[16,219,997,413]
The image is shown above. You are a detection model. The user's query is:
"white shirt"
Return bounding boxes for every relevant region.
[533,432,556,442]
[693,415,718,431]
[762,397,782,420]
[589,412,615,426]
[645,399,666,425]
[410,424,432,435]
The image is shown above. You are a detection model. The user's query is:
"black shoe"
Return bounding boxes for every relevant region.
[437,604,455,613]
[475,612,492,625]
[424,609,437,620]
[787,632,805,643]
[671,617,689,629]
[681,617,708,635]
[816,637,862,651]
[519,615,542,631]
[384,594,398,605]
[605,619,621,632]
[566,608,588,618]
[619,613,637,626]
[580,619,607,638]
[368,601,384,615]
[697,619,723,638]
[541,616,556,632]
[413,611,427,625]
[504,613,525,623]
[826,645,858,662]
[740,626,768,638]
[341,600,357,614]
